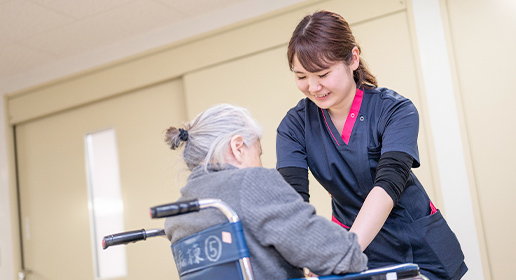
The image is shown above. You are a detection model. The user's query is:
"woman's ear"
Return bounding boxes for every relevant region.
[350,46,360,71]
[229,135,245,163]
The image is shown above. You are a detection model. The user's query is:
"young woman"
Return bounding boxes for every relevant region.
[276,10,467,280]
[163,104,367,279]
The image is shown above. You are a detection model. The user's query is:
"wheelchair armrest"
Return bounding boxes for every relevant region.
[289,263,427,280]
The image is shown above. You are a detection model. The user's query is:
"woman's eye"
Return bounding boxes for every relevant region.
[296,76,306,80]
[319,72,329,78]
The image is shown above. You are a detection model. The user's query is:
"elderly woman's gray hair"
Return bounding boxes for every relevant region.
[164,103,263,171]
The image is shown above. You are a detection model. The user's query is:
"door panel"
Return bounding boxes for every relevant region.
[16,79,185,279]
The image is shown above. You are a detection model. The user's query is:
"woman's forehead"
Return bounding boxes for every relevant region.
[293,53,341,73]
[293,50,335,73]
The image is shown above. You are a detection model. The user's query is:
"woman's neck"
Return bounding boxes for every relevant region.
[327,89,356,121]
[326,86,358,135]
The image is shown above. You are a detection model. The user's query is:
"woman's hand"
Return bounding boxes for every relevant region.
[349,186,394,251]
[304,267,318,277]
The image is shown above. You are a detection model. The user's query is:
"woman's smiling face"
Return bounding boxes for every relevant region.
[292,48,360,114]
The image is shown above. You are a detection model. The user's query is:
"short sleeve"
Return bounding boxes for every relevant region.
[276,105,309,170]
[378,95,420,167]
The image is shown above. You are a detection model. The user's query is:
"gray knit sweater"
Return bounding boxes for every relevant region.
[164,165,367,279]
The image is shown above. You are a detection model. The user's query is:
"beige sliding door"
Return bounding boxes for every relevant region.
[15,80,185,280]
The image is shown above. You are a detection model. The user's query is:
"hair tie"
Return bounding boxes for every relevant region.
[178,128,189,141]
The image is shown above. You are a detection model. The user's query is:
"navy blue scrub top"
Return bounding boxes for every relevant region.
[276,87,467,279]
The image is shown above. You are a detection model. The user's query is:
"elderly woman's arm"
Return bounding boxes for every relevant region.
[241,168,367,276]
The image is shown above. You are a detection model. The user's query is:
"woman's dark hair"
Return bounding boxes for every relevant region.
[287,10,377,88]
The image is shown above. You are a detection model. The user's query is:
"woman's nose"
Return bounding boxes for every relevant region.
[308,77,322,93]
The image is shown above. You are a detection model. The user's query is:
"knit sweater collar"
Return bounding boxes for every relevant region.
[189,163,238,180]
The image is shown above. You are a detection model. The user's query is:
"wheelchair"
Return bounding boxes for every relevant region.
[103,199,429,280]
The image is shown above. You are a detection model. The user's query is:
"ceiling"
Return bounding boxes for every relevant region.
[0,0,307,94]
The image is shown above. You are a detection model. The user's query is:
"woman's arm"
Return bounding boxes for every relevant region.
[349,186,393,251]
[350,151,414,251]
[278,167,310,202]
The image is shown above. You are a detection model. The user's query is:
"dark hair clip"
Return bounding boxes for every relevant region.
[178,128,189,141]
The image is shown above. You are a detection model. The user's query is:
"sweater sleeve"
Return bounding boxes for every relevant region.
[241,168,368,275]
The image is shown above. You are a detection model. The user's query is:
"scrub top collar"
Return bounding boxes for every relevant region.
[321,88,364,145]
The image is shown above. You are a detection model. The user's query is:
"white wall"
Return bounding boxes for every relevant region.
[0,95,15,279]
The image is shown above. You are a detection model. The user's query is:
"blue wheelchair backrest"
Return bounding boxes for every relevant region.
[172,221,250,280]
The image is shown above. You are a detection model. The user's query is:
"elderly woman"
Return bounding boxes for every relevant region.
[163,103,367,279]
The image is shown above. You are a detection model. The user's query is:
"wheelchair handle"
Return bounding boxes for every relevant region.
[102,228,165,249]
[150,199,240,223]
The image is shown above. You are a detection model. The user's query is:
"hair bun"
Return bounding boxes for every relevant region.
[178,128,189,141]
[164,126,186,150]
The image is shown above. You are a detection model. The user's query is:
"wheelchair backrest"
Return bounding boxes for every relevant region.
[172,221,251,280]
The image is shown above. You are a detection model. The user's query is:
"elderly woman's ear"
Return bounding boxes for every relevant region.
[226,135,262,168]
[229,135,246,164]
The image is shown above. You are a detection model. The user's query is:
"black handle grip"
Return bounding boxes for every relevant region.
[150,199,200,219]
[102,229,147,249]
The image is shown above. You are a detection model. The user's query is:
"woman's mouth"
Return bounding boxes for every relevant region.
[313,92,330,99]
